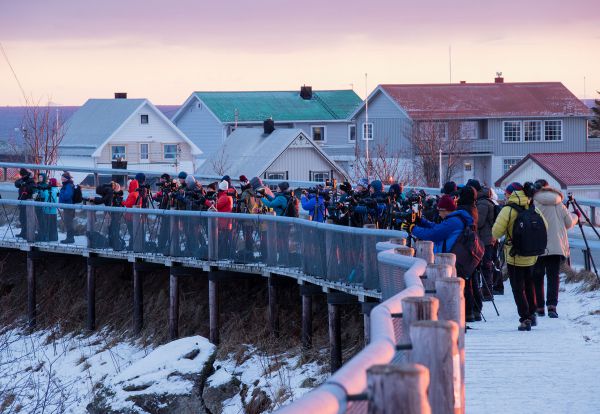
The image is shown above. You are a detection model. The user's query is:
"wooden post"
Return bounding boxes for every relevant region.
[169,215,180,256]
[26,204,36,242]
[415,240,434,264]
[400,296,439,346]
[133,265,144,334]
[86,259,96,331]
[367,363,432,414]
[410,320,462,414]
[390,237,407,246]
[169,271,179,340]
[86,210,96,248]
[434,253,457,278]
[328,302,342,373]
[362,224,378,289]
[394,246,415,257]
[302,293,312,349]
[435,277,466,411]
[26,252,36,329]
[132,213,144,253]
[268,276,279,337]
[208,216,219,261]
[2,167,7,182]
[209,272,219,345]
[93,172,100,188]
[423,264,453,292]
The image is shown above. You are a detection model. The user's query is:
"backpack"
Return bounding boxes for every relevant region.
[72,184,83,204]
[446,215,485,278]
[283,194,299,218]
[507,203,547,257]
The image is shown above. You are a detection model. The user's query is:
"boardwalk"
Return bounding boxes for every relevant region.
[466,280,600,413]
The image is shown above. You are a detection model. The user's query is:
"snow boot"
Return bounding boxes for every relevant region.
[474,312,482,322]
[548,306,558,318]
[518,320,532,331]
[466,313,476,323]
[530,313,537,327]
[536,307,545,317]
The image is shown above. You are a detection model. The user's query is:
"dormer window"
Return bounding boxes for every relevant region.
[140,114,149,124]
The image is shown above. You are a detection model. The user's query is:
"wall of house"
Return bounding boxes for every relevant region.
[266,147,345,181]
[495,159,561,189]
[173,99,225,157]
[293,122,355,158]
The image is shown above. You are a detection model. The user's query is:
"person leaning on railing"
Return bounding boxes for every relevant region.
[59,171,76,244]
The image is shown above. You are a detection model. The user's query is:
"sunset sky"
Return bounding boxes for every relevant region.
[1,0,599,106]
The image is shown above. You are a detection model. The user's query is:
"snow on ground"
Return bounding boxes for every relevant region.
[466,277,600,414]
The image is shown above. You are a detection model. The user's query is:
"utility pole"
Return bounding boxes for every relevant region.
[365,73,370,181]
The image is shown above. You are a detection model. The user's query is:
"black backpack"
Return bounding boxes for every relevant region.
[445,215,485,278]
[72,184,83,204]
[507,203,547,257]
[283,194,299,218]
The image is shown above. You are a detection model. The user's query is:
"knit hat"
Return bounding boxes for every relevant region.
[442,181,457,195]
[437,194,457,211]
[185,175,196,187]
[38,172,47,182]
[388,183,402,198]
[278,181,290,192]
[222,175,231,185]
[466,179,482,192]
[218,180,229,191]
[339,181,352,193]
[370,180,383,193]
[62,171,72,180]
[161,173,171,181]
[250,177,264,192]
[239,175,249,183]
[178,171,188,180]
[19,168,29,177]
[505,182,523,195]
[135,173,146,183]
[458,185,476,206]
[49,178,58,187]
[357,178,369,189]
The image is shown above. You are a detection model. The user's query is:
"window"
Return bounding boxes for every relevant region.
[523,121,542,142]
[311,126,326,142]
[362,123,373,140]
[503,158,521,173]
[311,171,330,182]
[544,120,562,141]
[111,145,126,160]
[140,143,149,161]
[464,162,472,172]
[460,121,478,140]
[503,121,522,142]
[163,144,178,160]
[348,125,356,142]
[266,172,286,191]
[140,114,149,124]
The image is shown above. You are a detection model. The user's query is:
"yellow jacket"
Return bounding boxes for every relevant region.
[492,190,547,267]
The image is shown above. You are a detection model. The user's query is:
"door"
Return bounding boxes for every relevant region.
[140,143,149,163]
[463,158,474,182]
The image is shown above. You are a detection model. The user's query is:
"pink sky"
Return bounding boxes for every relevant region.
[1,0,598,105]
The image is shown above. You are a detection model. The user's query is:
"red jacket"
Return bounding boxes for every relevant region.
[216,191,233,212]
[123,180,141,208]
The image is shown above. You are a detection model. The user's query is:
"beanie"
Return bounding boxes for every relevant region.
[442,181,457,195]
[161,173,171,181]
[178,171,188,180]
[466,179,482,192]
[19,168,29,177]
[437,194,457,212]
[339,181,352,193]
[135,172,146,183]
[506,182,523,195]
[222,175,231,184]
[239,175,249,183]
[49,178,58,187]
[357,178,369,189]
[185,175,196,187]
[278,181,290,192]
[370,180,383,193]
[62,171,72,180]
[218,180,229,191]
[250,177,264,192]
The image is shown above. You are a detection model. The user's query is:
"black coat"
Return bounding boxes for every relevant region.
[15,175,35,200]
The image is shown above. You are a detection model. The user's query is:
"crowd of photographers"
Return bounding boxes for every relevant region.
[14,167,582,331]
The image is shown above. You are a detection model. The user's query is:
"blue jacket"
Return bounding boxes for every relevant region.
[412,209,473,254]
[262,192,289,216]
[301,194,326,222]
[59,181,74,204]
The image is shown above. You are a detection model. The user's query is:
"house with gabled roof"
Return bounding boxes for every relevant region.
[171,86,362,171]
[196,124,347,184]
[59,94,202,181]
[351,76,593,186]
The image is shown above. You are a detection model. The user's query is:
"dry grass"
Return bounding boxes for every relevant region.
[562,262,600,292]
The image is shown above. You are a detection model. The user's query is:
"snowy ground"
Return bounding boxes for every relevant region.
[466,277,600,414]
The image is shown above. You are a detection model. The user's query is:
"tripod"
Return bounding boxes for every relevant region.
[566,194,599,278]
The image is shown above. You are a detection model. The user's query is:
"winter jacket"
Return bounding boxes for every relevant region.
[262,192,289,216]
[216,191,233,213]
[492,190,547,267]
[533,187,577,258]
[301,193,326,222]
[123,180,142,208]
[476,189,496,246]
[239,189,262,214]
[42,187,59,215]
[59,180,74,204]
[15,175,35,200]
[413,209,474,254]
[92,185,114,207]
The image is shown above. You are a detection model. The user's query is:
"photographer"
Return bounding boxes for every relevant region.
[44,178,60,242]
[239,177,264,214]
[301,187,327,223]
[59,171,76,244]
[154,173,175,210]
[330,182,353,225]
[14,168,35,238]
[88,181,119,207]
[33,173,50,241]
[262,181,297,217]
[123,173,147,250]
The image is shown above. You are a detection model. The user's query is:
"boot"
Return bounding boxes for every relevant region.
[518,320,532,331]
[548,306,558,318]
[530,313,537,327]
[466,314,476,323]
[474,312,482,322]
[536,307,546,317]
[61,231,75,244]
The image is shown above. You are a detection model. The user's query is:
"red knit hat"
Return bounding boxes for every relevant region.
[437,194,457,211]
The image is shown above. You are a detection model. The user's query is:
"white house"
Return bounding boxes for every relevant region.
[59,95,202,181]
[196,125,347,183]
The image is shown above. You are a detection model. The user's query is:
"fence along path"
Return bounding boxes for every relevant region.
[0,196,464,413]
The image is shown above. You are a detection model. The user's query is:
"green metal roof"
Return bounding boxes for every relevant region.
[194,90,362,123]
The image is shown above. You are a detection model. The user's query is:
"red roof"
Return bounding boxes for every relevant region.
[380,82,592,120]
[494,152,600,188]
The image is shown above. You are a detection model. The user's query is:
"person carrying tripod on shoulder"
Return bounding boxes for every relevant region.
[492,182,548,331]
[532,179,579,318]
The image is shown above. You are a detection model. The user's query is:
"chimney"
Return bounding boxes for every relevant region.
[300,85,313,100]
[460,81,466,84]
[263,118,275,135]
[115,92,127,99]
[494,72,504,84]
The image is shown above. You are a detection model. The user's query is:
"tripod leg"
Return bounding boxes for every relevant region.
[480,269,500,316]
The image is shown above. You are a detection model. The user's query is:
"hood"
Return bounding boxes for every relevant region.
[447,209,474,226]
[533,187,563,206]
[370,180,383,193]
[128,179,139,193]
[38,173,48,183]
[507,190,529,207]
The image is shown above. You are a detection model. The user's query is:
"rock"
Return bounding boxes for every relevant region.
[299,377,316,388]
[202,376,241,414]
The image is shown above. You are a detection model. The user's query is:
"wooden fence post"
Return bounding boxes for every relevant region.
[86,259,96,331]
[208,216,219,261]
[390,237,407,246]
[86,210,96,248]
[26,204,36,242]
[133,264,144,334]
[400,296,439,346]
[132,213,144,253]
[423,264,453,292]
[394,246,415,257]
[410,320,462,414]
[434,253,457,278]
[169,270,179,340]
[328,302,342,373]
[209,271,220,345]
[26,251,37,329]
[415,241,434,264]
[367,363,432,414]
[268,275,280,337]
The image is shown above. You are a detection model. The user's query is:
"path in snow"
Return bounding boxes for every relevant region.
[466,280,600,414]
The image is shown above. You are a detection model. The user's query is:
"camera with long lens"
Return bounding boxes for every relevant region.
[112,190,124,207]
[389,192,423,228]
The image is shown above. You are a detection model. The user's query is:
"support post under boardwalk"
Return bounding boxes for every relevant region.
[86,259,96,331]
[300,284,321,350]
[26,251,37,329]
[327,292,357,373]
[133,264,144,334]
[268,276,279,337]
[361,302,379,347]
[209,272,219,345]
[169,272,179,340]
